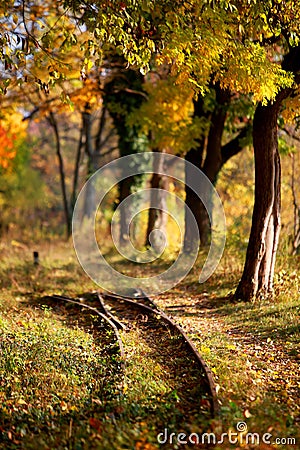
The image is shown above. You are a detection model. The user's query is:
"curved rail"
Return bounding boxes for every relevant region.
[102,292,219,417]
[46,291,219,418]
[47,294,125,362]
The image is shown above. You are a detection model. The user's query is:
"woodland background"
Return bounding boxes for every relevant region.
[0,1,299,449]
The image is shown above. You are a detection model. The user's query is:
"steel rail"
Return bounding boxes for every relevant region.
[101,292,219,417]
[50,294,125,361]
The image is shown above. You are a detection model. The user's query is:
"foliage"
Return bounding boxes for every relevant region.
[128,77,206,154]
[0,124,16,169]
[281,88,300,126]
[104,64,148,152]
[0,0,299,105]
[216,41,294,104]
[0,115,50,233]
[0,112,26,169]
[0,0,93,94]
[0,0,300,441]
[103,62,149,206]
[0,303,118,448]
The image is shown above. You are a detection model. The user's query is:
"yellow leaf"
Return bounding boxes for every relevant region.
[60,401,68,411]
[87,60,93,71]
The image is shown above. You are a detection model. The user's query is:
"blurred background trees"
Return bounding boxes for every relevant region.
[0,0,299,300]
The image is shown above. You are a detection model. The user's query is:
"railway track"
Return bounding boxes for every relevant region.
[42,291,219,447]
[101,291,219,419]
[42,293,125,371]
[48,291,218,416]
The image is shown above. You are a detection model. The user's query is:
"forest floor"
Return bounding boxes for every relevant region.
[0,237,299,449]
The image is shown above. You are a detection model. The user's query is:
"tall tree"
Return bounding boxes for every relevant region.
[145,150,168,251]
[81,102,116,218]
[235,46,300,300]
[129,75,202,247]
[184,87,251,249]
[2,0,300,300]
[291,152,300,255]
[103,59,148,244]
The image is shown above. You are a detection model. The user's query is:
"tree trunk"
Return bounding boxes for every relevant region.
[291,153,300,255]
[103,62,147,246]
[83,105,97,218]
[202,87,230,183]
[184,97,207,250]
[184,88,232,248]
[70,125,84,214]
[235,101,281,301]
[118,177,133,245]
[184,147,206,250]
[200,87,231,243]
[145,151,167,252]
[48,112,71,238]
[235,45,300,301]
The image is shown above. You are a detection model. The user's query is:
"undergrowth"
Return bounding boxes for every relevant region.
[0,238,299,449]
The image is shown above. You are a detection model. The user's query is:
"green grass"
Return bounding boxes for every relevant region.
[155,251,300,449]
[0,238,299,449]
[0,282,124,448]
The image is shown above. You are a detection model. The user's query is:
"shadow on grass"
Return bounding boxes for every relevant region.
[167,292,300,356]
[8,293,212,450]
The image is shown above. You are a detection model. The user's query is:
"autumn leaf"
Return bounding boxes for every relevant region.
[89,417,102,431]
[0,123,15,168]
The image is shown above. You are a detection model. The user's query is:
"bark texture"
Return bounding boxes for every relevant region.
[103,62,147,246]
[48,112,71,238]
[291,153,300,254]
[235,45,300,301]
[184,87,248,249]
[184,97,208,249]
[83,106,96,218]
[145,151,167,251]
[235,101,281,300]
[184,147,206,250]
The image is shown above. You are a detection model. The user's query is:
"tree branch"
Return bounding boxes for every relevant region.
[221,124,251,166]
[22,107,40,121]
[282,127,300,143]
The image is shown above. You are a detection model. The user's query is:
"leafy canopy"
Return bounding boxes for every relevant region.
[0,0,300,105]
